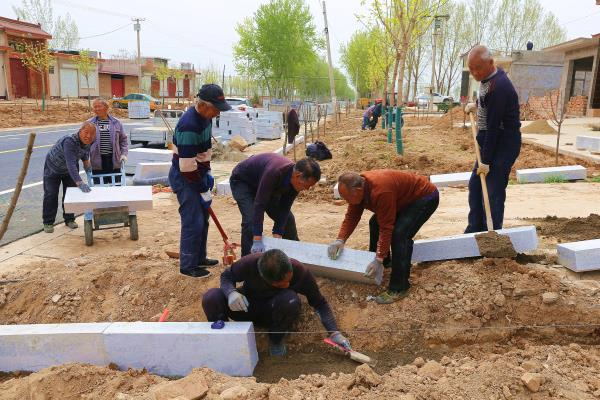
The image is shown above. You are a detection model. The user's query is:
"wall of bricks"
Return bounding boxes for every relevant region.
[566,96,588,117]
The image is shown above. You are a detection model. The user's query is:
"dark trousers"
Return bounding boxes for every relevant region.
[230,178,299,256]
[465,144,520,233]
[169,166,209,272]
[202,288,301,344]
[42,171,76,225]
[92,154,120,185]
[369,193,439,292]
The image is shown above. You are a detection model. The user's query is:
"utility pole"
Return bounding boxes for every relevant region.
[429,14,449,111]
[132,18,145,93]
[322,1,337,116]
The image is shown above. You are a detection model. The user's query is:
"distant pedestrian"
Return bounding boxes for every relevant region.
[286,105,300,144]
[42,122,96,233]
[361,99,382,130]
[88,98,128,184]
[463,45,521,233]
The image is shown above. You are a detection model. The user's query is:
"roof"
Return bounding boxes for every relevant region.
[0,16,52,40]
[543,36,599,53]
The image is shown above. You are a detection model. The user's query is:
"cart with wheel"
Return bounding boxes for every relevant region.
[83,165,138,246]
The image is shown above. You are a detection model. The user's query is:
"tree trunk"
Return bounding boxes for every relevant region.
[390,55,400,106]
[86,75,91,112]
[396,50,407,106]
[41,72,46,112]
[555,124,561,165]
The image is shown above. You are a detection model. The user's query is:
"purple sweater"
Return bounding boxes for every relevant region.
[88,115,128,170]
[231,153,298,236]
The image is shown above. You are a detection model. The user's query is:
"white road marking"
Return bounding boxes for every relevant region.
[0,171,85,196]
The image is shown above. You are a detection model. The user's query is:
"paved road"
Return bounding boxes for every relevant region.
[0,120,152,246]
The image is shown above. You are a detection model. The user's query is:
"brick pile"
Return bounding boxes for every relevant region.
[566,95,588,117]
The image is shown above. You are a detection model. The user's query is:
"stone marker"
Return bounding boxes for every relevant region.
[333,183,341,199]
[126,148,173,175]
[411,226,538,263]
[133,162,171,181]
[64,186,153,214]
[557,239,600,272]
[263,237,380,285]
[217,179,232,196]
[429,172,472,188]
[516,165,587,183]
[575,135,599,151]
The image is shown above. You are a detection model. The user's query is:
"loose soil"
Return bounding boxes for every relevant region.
[474,231,518,258]
[521,120,557,134]
[527,213,600,243]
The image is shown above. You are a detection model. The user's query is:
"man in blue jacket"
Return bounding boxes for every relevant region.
[464,45,521,233]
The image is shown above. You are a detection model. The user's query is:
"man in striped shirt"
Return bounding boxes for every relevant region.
[168,84,231,278]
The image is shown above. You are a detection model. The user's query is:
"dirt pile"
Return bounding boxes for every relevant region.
[521,120,557,134]
[520,102,545,121]
[474,231,517,258]
[528,214,600,243]
[432,105,466,128]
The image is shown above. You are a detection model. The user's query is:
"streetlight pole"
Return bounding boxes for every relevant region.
[322,1,337,116]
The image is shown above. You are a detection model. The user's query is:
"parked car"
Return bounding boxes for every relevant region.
[416,93,454,104]
[226,97,250,109]
[112,93,162,111]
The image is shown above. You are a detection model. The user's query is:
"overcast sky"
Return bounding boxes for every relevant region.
[1,0,599,74]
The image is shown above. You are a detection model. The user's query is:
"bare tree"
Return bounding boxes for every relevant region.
[539,90,568,164]
[75,49,96,111]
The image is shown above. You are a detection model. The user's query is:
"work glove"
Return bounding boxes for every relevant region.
[78,182,91,193]
[120,155,128,163]
[200,190,212,210]
[330,331,352,351]
[477,163,490,176]
[464,102,477,114]
[251,239,265,254]
[327,239,345,260]
[365,258,383,280]
[227,290,249,312]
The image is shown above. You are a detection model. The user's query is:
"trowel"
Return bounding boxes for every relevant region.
[323,338,377,367]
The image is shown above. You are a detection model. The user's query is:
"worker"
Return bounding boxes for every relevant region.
[202,249,351,356]
[42,122,96,233]
[327,170,439,304]
[88,98,128,184]
[464,45,521,233]
[361,99,382,130]
[229,153,321,256]
[169,84,231,278]
[286,104,300,144]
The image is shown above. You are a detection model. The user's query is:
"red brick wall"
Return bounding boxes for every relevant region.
[566,96,588,117]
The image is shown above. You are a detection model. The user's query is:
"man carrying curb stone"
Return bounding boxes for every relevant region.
[169,84,231,278]
[202,249,351,356]
[42,122,96,233]
[327,170,439,304]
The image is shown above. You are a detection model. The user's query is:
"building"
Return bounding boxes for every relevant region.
[0,16,52,100]
[48,50,101,99]
[543,34,600,117]
[98,57,139,98]
[460,49,564,104]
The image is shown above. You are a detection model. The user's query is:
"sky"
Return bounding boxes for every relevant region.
[1,0,599,76]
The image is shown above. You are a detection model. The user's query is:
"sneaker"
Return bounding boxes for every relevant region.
[269,341,287,357]
[199,258,219,268]
[375,289,410,304]
[43,224,54,233]
[66,221,78,229]
[180,267,211,278]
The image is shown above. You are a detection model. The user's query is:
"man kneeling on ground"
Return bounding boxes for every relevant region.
[327,170,439,304]
[202,249,351,356]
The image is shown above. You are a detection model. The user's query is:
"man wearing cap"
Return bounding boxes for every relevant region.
[169,84,231,278]
[202,249,351,356]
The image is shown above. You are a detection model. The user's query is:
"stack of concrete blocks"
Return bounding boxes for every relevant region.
[430,172,472,188]
[516,165,587,183]
[216,179,232,196]
[213,112,257,145]
[63,186,154,214]
[0,322,258,376]
[557,239,600,272]
[411,226,538,262]
[254,110,284,140]
[126,148,173,175]
[576,136,600,154]
[263,237,381,285]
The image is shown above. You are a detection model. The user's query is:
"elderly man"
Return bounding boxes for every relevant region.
[327,170,439,304]
[88,98,128,184]
[202,249,351,356]
[361,99,382,130]
[229,154,321,256]
[169,84,231,278]
[42,122,96,233]
[464,45,521,233]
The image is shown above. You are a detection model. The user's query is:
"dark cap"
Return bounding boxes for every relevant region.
[197,84,232,112]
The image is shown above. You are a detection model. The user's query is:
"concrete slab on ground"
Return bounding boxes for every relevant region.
[412,226,538,263]
[430,172,472,188]
[216,179,232,196]
[516,165,587,183]
[558,239,600,272]
[263,237,380,285]
[333,183,340,199]
[64,186,153,214]
[576,135,600,151]
[133,162,171,181]
[126,148,173,174]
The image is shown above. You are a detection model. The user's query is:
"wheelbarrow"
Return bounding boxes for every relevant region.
[83,164,138,246]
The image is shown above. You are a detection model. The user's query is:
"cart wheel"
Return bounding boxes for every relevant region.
[84,220,93,246]
[129,215,139,241]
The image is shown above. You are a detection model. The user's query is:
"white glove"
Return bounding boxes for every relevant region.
[365,259,383,279]
[120,155,128,163]
[464,102,477,114]
[327,239,345,260]
[227,291,249,312]
[477,163,490,176]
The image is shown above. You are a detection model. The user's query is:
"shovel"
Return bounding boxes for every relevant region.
[323,338,377,367]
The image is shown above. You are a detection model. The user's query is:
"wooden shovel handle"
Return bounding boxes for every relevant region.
[468,113,494,232]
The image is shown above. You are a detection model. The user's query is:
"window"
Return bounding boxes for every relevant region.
[571,70,592,97]
[49,66,55,74]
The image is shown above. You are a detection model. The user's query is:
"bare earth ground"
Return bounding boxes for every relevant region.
[1,110,600,399]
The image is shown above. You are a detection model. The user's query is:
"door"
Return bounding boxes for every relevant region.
[111,76,125,97]
[9,58,29,98]
[151,77,160,98]
[167,77,176,98]
[183,77,190,98]
[60,68,78,98]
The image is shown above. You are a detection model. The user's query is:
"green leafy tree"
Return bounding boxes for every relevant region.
[340,31,372,98]
[171,67,186,103]
[75,49,96,111]
[20,41,53,111]
[154,64,171,108]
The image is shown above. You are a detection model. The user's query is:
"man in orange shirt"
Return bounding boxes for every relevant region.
[327,170,439,304]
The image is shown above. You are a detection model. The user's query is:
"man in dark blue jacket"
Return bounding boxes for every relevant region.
[464,45,521,233]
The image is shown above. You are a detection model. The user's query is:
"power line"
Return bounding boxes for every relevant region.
[562,10,600,26]
[53,0,133,19]
[77,23,132,40]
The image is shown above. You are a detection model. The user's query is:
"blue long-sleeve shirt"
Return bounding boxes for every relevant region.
[230,153,298,236]
[44,133,90,183]
[476,68,521,165]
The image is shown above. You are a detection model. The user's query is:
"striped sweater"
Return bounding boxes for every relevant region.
[171,106,212,190]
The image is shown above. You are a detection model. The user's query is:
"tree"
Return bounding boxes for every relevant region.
[75,49,96,111]
[340,31,372,98]
[539,90,567,164]
[171,67,186,104]
[20,41,53,111]
[13,0,80,50]
[154,64,171,108]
